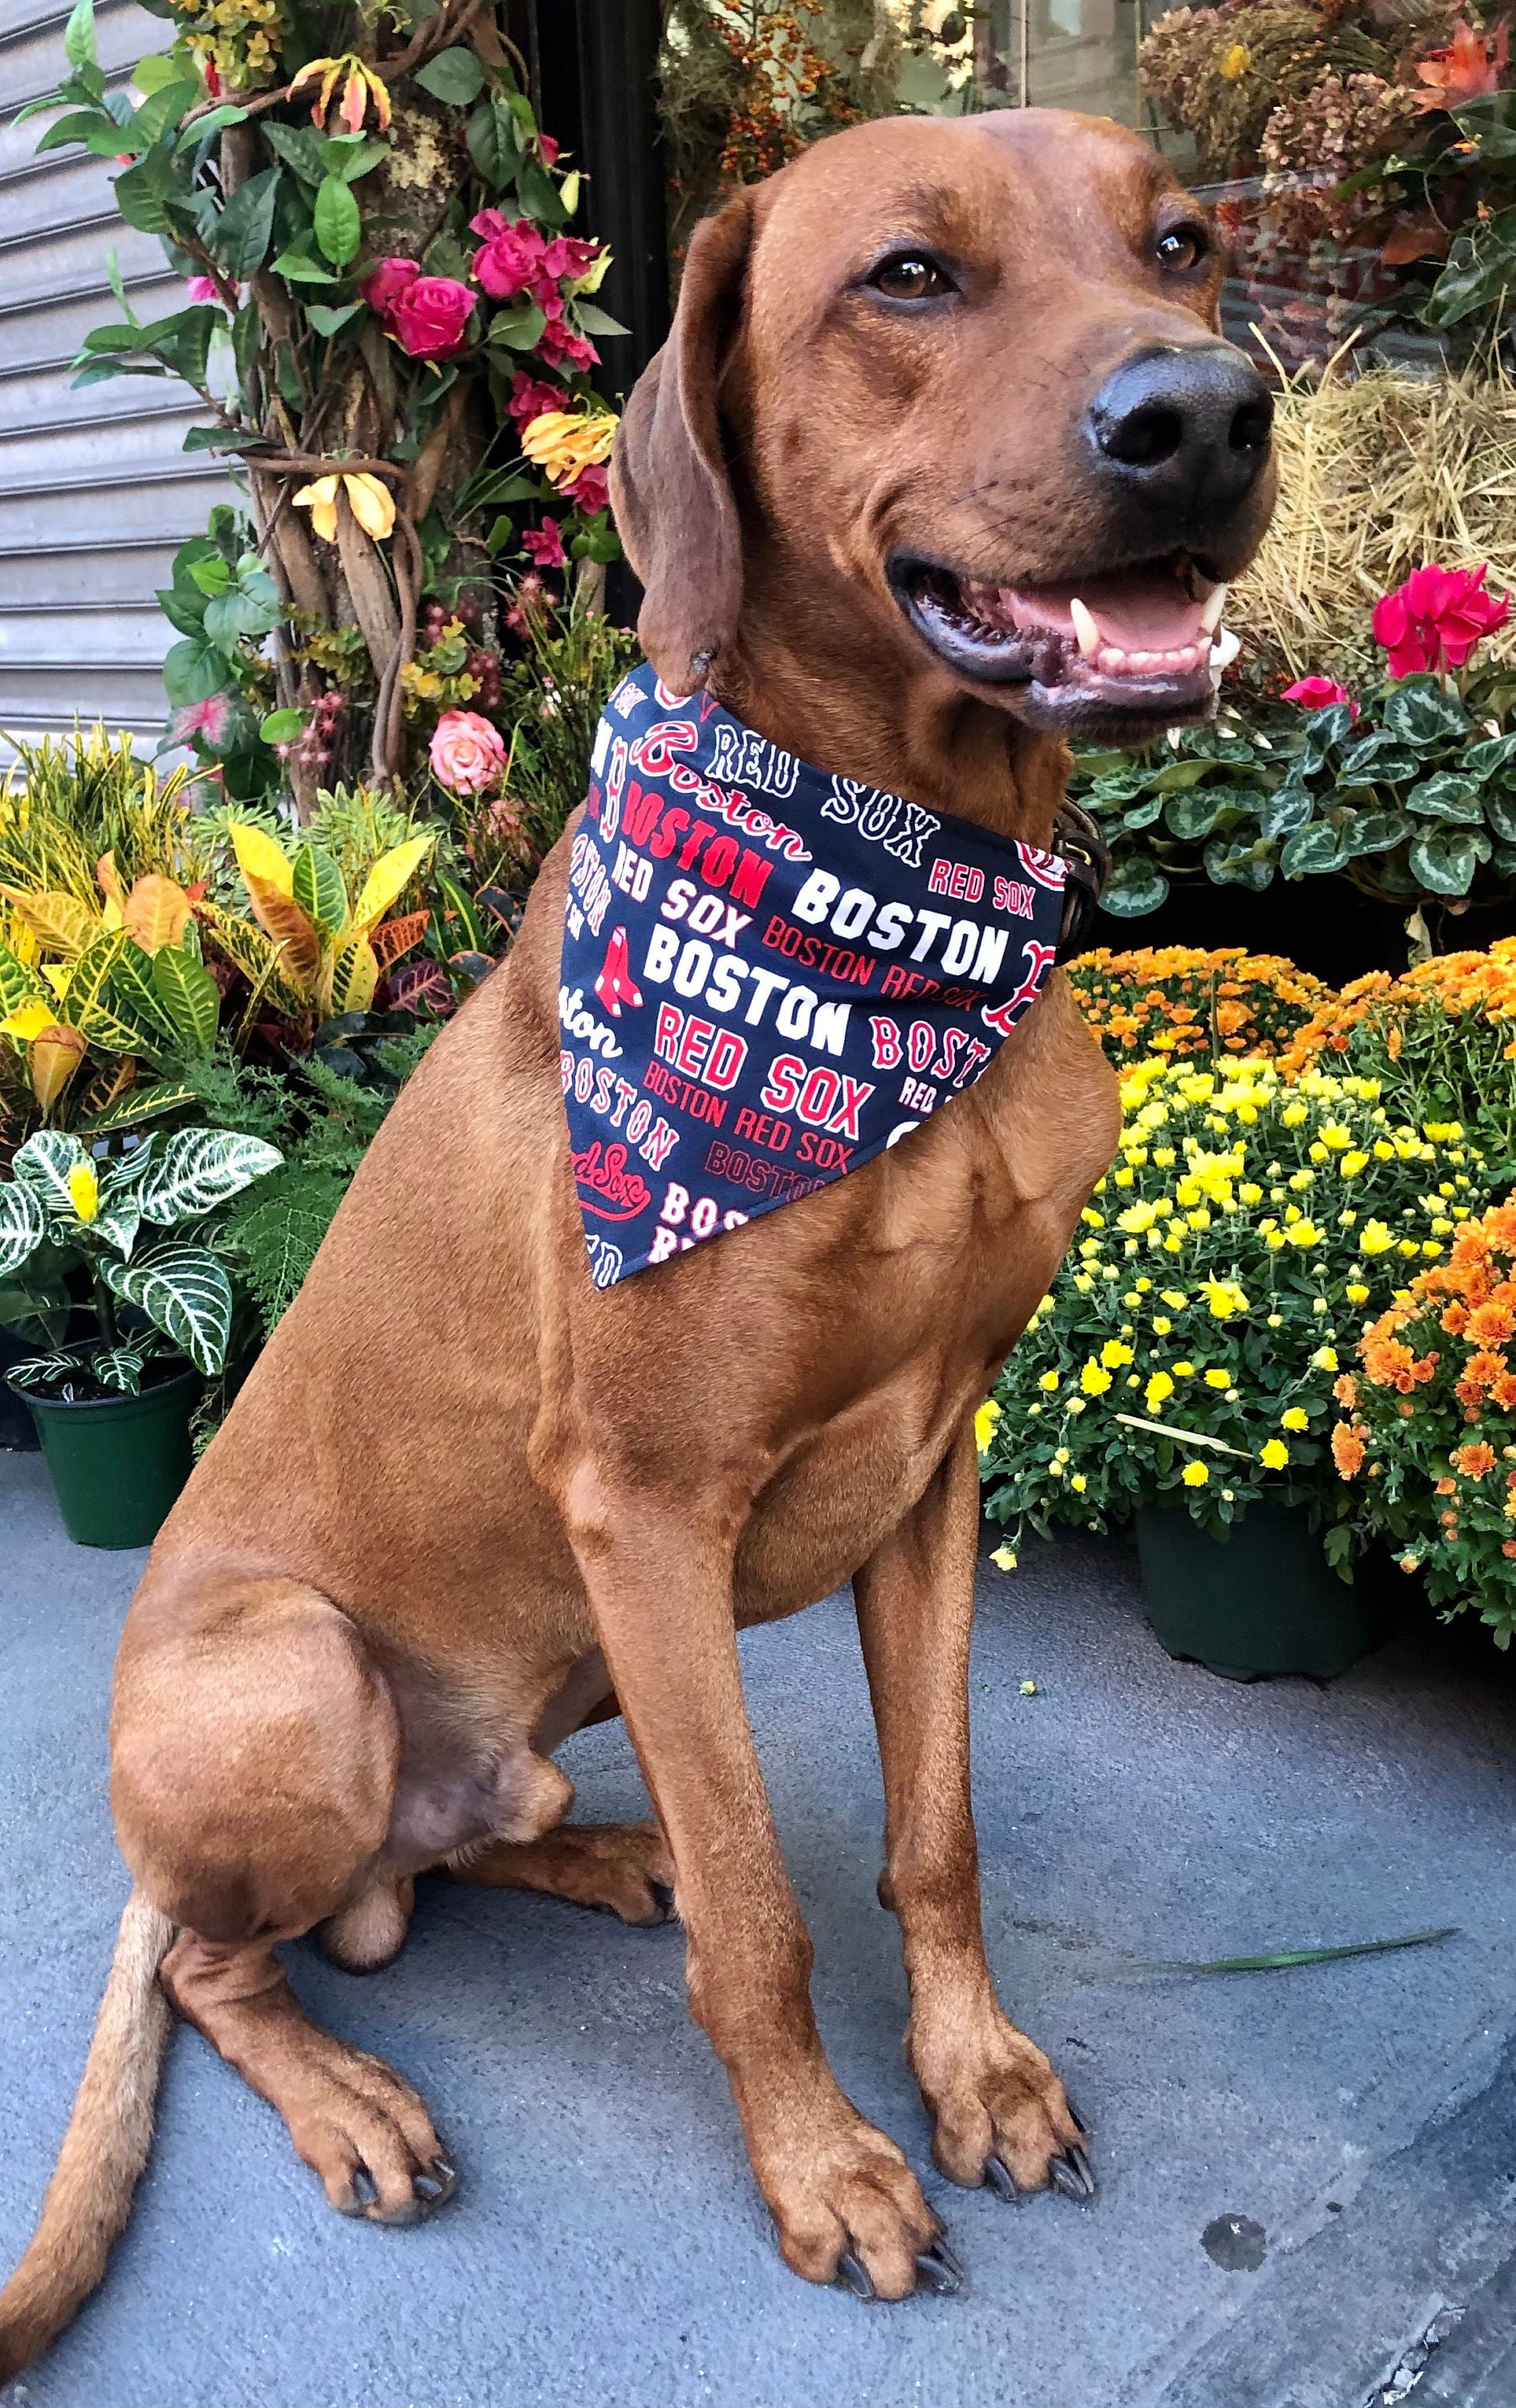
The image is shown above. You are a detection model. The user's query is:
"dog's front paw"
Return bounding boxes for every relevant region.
[913,2008,1094,2202]
[757,2107,958,2300]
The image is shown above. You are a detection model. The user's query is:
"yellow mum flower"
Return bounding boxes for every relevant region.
[990,1544,1018,1571]
[1100,1340,1134,1369]
[1152,1315,1173,1336]
[1117,1200,1160,1234]
[1239,1182,1263,1205]
[1173,1360,1196,1376]
[1259,1438,1289,1470]
[1145,1371,1175,1409]
[1204,1368,1231,1389]
[1346,1282,1370,1304]
[1071,1474,1088,1493]
[1286,1221,1321,1247]
[1203,1280,1249,1318]
[1080,1363,1113,1395]
[67,1158,99,1222]
[974,1398,1002,1454]
[1161,1290,1188,1310]
[1360,1221,1395,1255]
[1182,1459,1209,1487]
[1281,1407,1309,1431]
[1340,1151,1369,1178]
[1218,39,1252,75]
[1038,1369,1059,1392]
[1282,1103,1308,1126]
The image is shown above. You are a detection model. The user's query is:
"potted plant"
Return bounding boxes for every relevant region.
[1335,1192,1516,1649]
[0,1124,280,1546]
[978,1051,1495,1676]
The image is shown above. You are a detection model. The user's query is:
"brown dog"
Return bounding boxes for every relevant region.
[0,106,1273,2374]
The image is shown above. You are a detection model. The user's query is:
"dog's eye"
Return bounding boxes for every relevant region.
[1156,225,1207,273]
[869,254,955,302]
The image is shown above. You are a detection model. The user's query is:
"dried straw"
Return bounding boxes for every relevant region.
[1232,344,1516,685]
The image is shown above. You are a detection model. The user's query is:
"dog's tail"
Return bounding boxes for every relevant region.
[0,1887,176,2382]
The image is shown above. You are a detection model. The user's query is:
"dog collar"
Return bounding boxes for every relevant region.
[559,662,1103,1287]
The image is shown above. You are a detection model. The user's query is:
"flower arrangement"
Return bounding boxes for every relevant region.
[1335,1194,1516,1645]
[24,0,624,808]
[1078,561,1516,921]
[1067,946,1328,1063]
[978,1055,1490,1561]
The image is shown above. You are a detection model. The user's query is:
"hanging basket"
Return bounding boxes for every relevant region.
[1136,1498,1388,1681]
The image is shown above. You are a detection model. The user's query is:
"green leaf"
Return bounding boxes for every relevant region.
[516,157,565,225]
[138,1127,282,1225]
[161,636,230,706]
[1410,830,1482,894]
[209,164,281,279]
[134,51,183,93]
[0,942,47,1016]
[1383,680,1472,746]
[259,707,305,742]
[485,511,514,557]
[1164,790,1224,841]
[1099,861,1168,916]
[272,246,339,283]
[76,1081,201,1137]
[312,174,361,267]
[176,102,246,150]
[1343,809,1412,856]
[150,948,222,1051]
[1404,771,1483,822]
[571,301,629,338]
[63,0,96,71]
[1148,1926,1457,1976]
[1204,837,1275,890]
[1258,780,1312,840]
[100,1241,230,1374]
[1280,821,1350,877]
[112,153,177,237]
[1152,759,1210,794]
[35,108,116,152]
[292,843,348,936]
[262,120,326,183]
[1424,208,1516,327]
[110,939,179,1041]
[413,44,484,103]
[306,300,363,338]
[466,94,519,185]
[0,1182,45,1279]
[131,76,197,148]
[1463,732,1516,779]
[320,133,388,181]
[486,302,547,351]
[1121,795,1164,832]
[1486,791,1516,844]
[10,1131,84,1218]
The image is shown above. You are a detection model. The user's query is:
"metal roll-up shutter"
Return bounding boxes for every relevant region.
[0,0,229,741]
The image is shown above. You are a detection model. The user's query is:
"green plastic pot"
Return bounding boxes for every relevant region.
[1136,1499,1388,1682]
[10,1363,199,1549]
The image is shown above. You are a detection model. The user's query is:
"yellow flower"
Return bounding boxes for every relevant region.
[990,1544,1018,1571]
[1204,1368,1231,1389]
[1117,1199,1160,1234]
[1080,1363,1113,1395]
[1203,1279,1248,1319]
[1319,1124,1351,1150]
[1071,1474,1087,1492]
[1259,1438,1290,1470]
[1146,1371,1175,1410]
[1038,1369,1059,1392]
[287,51,392,132]
[1152,1315,1173,1336]
[1281,1407,1309,1431]
[67,1158,99,1223]
[292,470,396,544]
[1346,1282,1370,1304]
[1218,39,1252,76]
[1286,1221,1321,1248]
[521,408,619,489]
[1282,1102,1308,1126]
[974,1398,1002,1454]
[1360,1221,1395,1256]
[1160,1290,1187,1310]
[1100,1339,1134,1369]
[1239,1182,1263,1205]
[1173,1360,1196,1376]
[1182,1459,1209,1487]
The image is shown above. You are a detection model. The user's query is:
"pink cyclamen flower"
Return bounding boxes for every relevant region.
[522,519,567,570]
[1372,563,1510,677]
[469,209,547,301]
[171,692,234,749]
[388,275,474,361]
[1282,676,1358,720]
[429,709,507,795]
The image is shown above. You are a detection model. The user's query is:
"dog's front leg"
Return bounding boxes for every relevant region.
[566,1468,953,2299]
[854,1419,1095,2204]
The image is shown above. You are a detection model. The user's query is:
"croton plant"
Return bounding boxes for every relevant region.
[24,0,624,814]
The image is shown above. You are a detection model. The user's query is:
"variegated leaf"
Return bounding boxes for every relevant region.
[0,942,48,1018]
[121,874,192,954]
[5,1349,79,1393]
[292,842,348,938]
[351,834,434,934]
[152,947,221,1050]
[0,1177,45,1276]
[110,940,179,1043]
[101,1242,230,1374]
[95,1342,151,1395]
[138,1127,283,1226]
[10,1128,85,1215]
[6,889,97,958]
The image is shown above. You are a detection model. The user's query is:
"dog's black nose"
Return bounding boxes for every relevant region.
[1087,345,1272,514]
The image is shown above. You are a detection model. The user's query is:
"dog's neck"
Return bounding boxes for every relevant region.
[708,602,1070,851]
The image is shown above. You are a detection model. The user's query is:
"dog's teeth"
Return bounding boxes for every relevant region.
[1070,597,1101,661]
[1210,626,1242,669]
[1200,584,1228,635]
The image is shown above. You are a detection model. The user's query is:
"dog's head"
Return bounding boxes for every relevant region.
[612,109,1274,745]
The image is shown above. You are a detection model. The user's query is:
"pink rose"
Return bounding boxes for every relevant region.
[535,299,597,372]
[539,134,559,166]
[1372,563,1510,677]
[1282,677,1358,719]
[522,519,567,569]
[506,370,563,429]
[469,209,547,301]
[541,235,603,283]
[563,460,609,517]
[429,709,506,794]
[388,275,475,361]
[360,256,420,318]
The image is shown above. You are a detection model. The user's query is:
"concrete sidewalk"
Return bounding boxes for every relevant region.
[3,1446,1516,2408]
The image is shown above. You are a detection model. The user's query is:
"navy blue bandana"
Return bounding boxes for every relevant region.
[559,662,1073,1287]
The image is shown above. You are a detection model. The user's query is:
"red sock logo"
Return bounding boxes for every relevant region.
[594,925,644,1019]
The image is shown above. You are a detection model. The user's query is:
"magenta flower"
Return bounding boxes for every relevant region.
[429,709,506,795]
[1282,676,1358,719]
[506,370,563,429]
[541,235,604,283]
[563,460,609,518]
[1372,563,1510,677]
[185,275,230,307]
[534,299,597,372]
[388,275,474,361]
[469,209,547,301]
[522,519,567,570]
[360,256,421,319]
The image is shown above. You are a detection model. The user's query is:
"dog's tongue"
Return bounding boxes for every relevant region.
[1006,567,1211,655]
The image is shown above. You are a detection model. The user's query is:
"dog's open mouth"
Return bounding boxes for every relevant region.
[888,551,1238,727]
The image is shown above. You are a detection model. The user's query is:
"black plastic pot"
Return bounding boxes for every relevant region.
[1136,1499,1388,1681]
[9,1362,199,1548]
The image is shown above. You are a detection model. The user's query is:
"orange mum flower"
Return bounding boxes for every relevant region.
[1331,1422,1366,1479]
[1453,1441,1498,1478]
[1334,1372,1359,1409]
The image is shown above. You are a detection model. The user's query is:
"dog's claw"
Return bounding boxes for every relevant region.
[914,2238,965,2296]
[1067,2099,1089,2138]
[336,2164,379,2215]
[1050,2145,1097,2203]
[835,2249,876,2300]
[984,2154,1021,2202]
[649,1879,677,1921]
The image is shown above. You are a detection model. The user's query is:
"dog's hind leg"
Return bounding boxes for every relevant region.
[112,1577,455,2224]
[854,1421,1094,2206]
[443,1824,676,1924]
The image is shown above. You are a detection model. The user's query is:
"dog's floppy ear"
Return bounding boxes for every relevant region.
[610,190,754,695]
